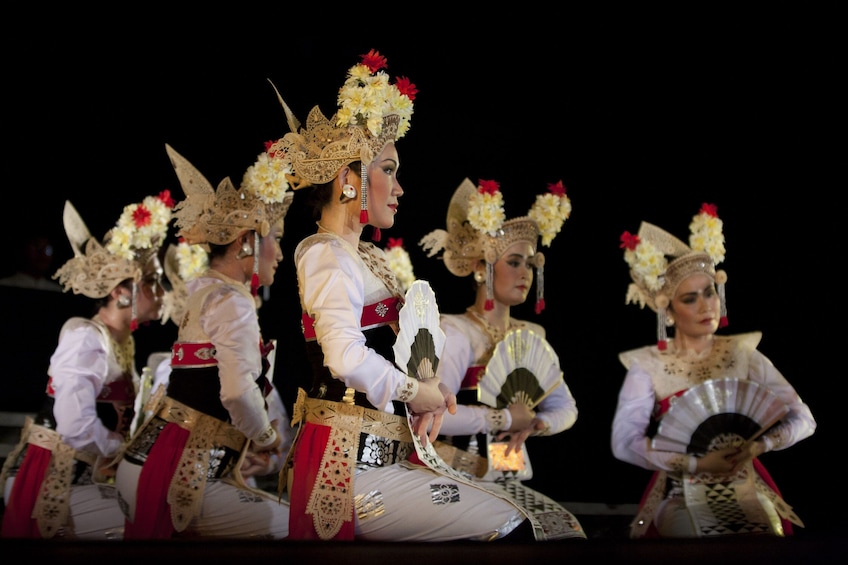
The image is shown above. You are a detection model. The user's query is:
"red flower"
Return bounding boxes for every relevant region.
[700,202,718,217]
[133,205,152,228]
[620,231,640,250]
[547,180,567,197]
[387,237,404,249]
[395,76,418,101]
[360,49,388,73]
[478,179,500,195]
[158,190,175,208]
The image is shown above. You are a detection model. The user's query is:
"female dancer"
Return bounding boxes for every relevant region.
[1,193,172,539]
[272,50,534,541]
[419,177,585,540]
[612,204,816,537]
[114,144,292,538]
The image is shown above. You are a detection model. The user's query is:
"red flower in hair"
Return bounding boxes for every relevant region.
[133,205,152,228]
[620,231,640,250]
[387,237,404,249]
[360,49,388,73]
[547,180,567,197]
[700,202,718,217]
[477,179,500,195]
[158,190,175,208]
[395,76,418,101]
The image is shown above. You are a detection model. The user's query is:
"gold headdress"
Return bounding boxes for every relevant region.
[54,194,174,329]
[167,143,293,296]
[420,178,572,314]
[266,49,417,241]
[620,203,728,350]
[160,240,208,326]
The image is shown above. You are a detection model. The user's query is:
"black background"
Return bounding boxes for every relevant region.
[2,6,839,536]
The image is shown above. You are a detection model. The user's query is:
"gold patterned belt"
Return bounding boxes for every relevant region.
[155,395,248,453]
[25,423,97,467]
[295,391,412,443]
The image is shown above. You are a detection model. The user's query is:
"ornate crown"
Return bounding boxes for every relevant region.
[54,194,174,299]
[620,203,728,349]
[266,49,417,189]
[167,144,293,247]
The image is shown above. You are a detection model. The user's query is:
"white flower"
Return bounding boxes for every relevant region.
[242,152,291,204]
[528,192,572,247]
[467,190,505,237]
[386,245,416,292]
[624,239,666,292]
[689,211,726,265]
[336,62,414,139]
[106,194,172,261]
[176,241,208,281]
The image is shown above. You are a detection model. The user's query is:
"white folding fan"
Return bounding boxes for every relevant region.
[652,378,789,456]
[393,280,446,381]
[478,328,563,410]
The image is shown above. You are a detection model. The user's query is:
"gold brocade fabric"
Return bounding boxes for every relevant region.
[619,333,761,401]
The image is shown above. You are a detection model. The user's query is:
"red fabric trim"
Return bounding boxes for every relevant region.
[170,342,217,367]
[460,365,485,391]
[288,422,354,540]
[45,375,135,404]
[301,297,401,340]
[1,445,52,538]
[123,422,189,539]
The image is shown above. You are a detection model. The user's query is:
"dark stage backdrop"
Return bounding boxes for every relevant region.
[3,7,839,536]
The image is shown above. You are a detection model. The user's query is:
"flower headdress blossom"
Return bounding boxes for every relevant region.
[337,49,417,140]
[385,237,416,293]
[161,238,209,326]
[528,180,572,247]
[467,179,506,237]
[175,238,209,281]
[689,203,728,327]
[106,191,175,262]
[621,202,728,351]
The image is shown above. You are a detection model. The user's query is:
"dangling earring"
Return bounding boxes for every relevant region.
[339,183,357,202]
[237,240,253,259]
